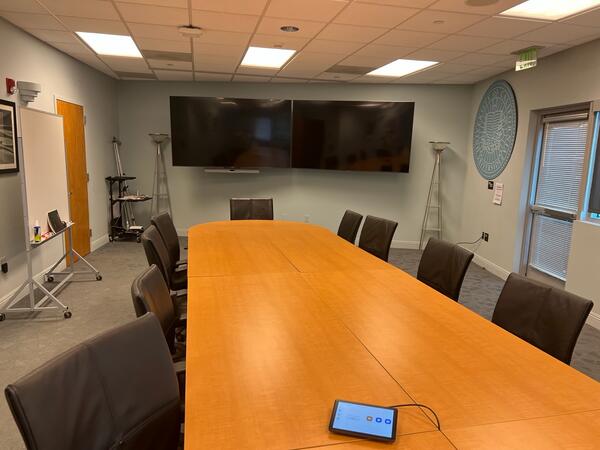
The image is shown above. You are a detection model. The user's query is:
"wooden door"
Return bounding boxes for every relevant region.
[56,100,90,264]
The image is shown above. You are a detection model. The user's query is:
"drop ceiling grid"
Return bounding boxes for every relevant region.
[0,1,599,83]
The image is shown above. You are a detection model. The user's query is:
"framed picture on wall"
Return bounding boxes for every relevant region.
[0,99,19,174]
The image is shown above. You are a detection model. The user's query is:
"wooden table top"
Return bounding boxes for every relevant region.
[185,221,600,449]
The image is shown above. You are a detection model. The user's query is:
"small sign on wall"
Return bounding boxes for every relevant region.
[493,182,504,205]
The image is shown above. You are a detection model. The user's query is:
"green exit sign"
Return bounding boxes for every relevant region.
[516,48,538,72]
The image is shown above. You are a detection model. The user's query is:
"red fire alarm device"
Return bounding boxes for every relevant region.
[6,78,16,95]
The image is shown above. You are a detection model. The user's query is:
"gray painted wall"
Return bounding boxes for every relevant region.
[0,19,119,301]
[117,81,473,246]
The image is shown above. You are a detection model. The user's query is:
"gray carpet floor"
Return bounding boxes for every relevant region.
[0,243,599,449]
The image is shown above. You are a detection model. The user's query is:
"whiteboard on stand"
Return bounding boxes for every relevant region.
[19,107,70,241]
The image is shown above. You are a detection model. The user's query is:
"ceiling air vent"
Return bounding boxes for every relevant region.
[142,50,192,62]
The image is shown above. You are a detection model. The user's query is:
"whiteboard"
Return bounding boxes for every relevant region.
[20,108,70,241]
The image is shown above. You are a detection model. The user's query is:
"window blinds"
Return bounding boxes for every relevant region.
[587,112,600,213]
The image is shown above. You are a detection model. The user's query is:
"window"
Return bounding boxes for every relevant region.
[586,106,600,215]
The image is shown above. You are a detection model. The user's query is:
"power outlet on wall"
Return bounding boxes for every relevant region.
[304,214,310,223]
[481,232,489,242]
[1,256,8,274]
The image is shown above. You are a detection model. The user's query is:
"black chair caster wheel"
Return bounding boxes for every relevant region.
[96,274,103,281]
[47,276,54,282]
[64,311,72,319]
[0,313,6,322]
[136,236,141,243]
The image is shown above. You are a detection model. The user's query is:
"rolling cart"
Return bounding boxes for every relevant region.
[106,176,151,242]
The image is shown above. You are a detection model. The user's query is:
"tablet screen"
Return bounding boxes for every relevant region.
[329,400,397,442]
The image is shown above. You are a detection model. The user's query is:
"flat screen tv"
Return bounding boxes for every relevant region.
[170,97,292,168]
[292,100,415,172]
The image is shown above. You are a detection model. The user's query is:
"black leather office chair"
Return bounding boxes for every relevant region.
[141,225,187,292]
[492,273,593,365]
[5,313,181,450]
[132,265,186,359]
[417,238,474,301]
[358,215,398,262]
[151,212,186,268]
[230,198,274,220]
[337,210,363,244]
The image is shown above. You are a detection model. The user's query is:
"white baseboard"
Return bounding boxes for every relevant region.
[91,233,109,252]
[587,311,600,330]
[0,260,67,309]
[391,240,420,250]
[472,253,511,281]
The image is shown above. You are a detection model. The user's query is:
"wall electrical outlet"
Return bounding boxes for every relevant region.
[304,214,310,223]
[481,232,489,242]
[1,256,8,273]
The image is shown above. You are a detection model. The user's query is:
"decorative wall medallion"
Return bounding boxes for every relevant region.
[473,80,517,180]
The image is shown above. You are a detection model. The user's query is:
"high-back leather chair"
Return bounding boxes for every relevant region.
[417,238,474,301]
[358,215,398,262]
[141,225,187,291]
[132,265,180,355]
[5,314,181,450]
[151,212,186,268]
[492,273,593,365]
[230,198,274,220]
[337,210,363,244]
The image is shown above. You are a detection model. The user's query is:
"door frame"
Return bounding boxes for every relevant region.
[519,101,595,285]
[54,94,91,259]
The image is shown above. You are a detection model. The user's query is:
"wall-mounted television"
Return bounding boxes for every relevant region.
[292,100,415,173]
[170,96,291,168]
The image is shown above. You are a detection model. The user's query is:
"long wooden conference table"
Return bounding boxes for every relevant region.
[185,221,600,449]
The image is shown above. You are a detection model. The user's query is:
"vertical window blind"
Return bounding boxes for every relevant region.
[530,114,588,280]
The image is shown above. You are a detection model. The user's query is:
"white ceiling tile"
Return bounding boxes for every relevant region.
[155,70,194,81]
[236,65,279,76]
[1,12,64,30]
[50,41,94,55]
[397,10,484,34]
[482,39,540,55]
[250,33,310,50]
[137,38,191,52]
[315,72,359,81]
[436,72,485,84]
[352,75,393,83]
[191,10,259,33]
[428,34,502,52]
[467,65,506,78]
[192,0,267,15]
[393,69,452,84]
[459,16,547,39]
[194,42,244,58]
[374,29,445,47]
[340,53,394,68]
[433,62,479,73]
[317,23,386,43]
[404,47,465,62]
[334,3,418,28]
[563,7,600,28]
[117,3,188,26]
[129,23,188,40]
[517,23,600,45]
[196,30,250,45]
[360,0,435,7]
[194,53,239,72]
[0,0,46,13]
[72,53,117,77]
[118,0,188,7]
[537,45,569,58]
[354,44,417,58]
[271,77,307,83]
[26,29,79,44]
[567,33,600,46]
[256,17,325,38]
[303,39,364,55]
[58,17,128,34]
[147,59,192,70]
[266,0,348,22]
[233,74,271,82]
[100,55,151,72]
[194,71,232,81]
[428,0,524,15]
[450,52,514,66]
[41,0,120,20]
[279,52,340,77]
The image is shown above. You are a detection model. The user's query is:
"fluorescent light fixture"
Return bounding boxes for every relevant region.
[240,46,296,69]
[76,32,142,58]
[368,59,438,77]
[500,0,600,21]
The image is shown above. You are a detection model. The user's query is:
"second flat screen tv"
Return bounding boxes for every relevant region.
[292,100,415,173]
[170,97,291,168]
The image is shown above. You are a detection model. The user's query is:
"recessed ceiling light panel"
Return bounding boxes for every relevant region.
[241,46,296,69]
[500,0,600,21]
[368,59,438,77]
[76,32,142,58]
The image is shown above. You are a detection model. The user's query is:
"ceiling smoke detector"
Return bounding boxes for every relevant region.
[280,25,300,33]
[178,25,204,38]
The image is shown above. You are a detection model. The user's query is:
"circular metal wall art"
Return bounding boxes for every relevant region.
[473,80,518,180]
